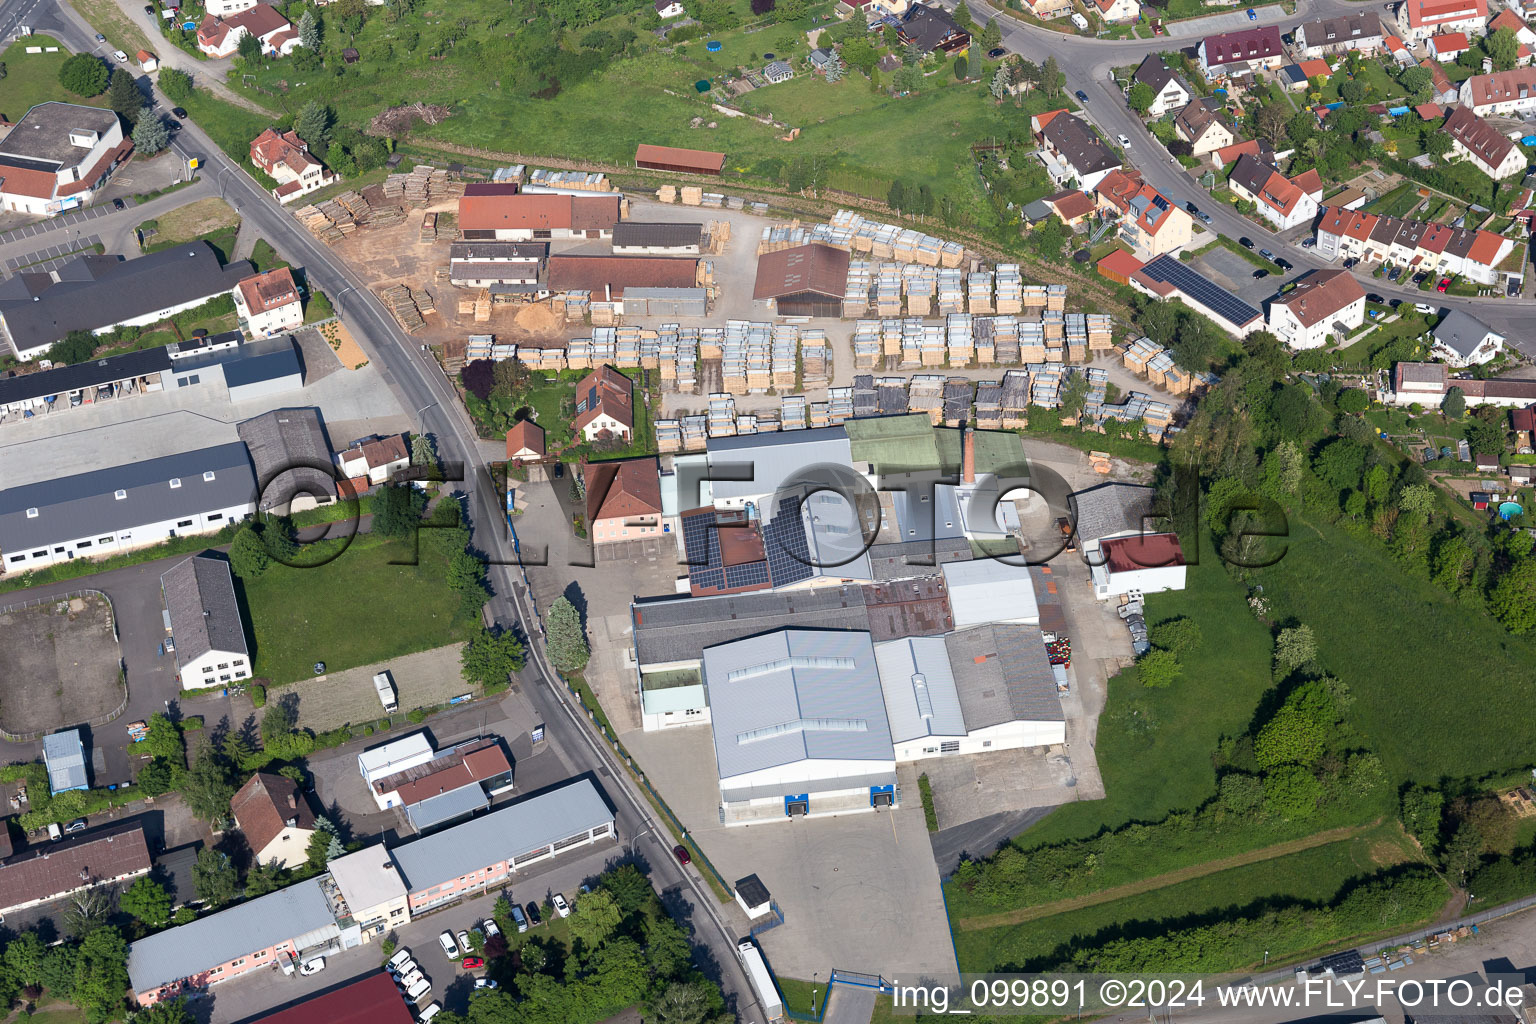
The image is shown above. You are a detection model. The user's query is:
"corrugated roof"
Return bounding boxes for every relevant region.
[704,629,894,782]
[0,345,173,406]
[549,255,697,296]
[387,778,613,892]
[706,425,852,501]
[945,624,1064,730]
[941,559,1039,627]
[43,729,88,792]
[874,636,967,742]
[632,587,872,668]
[611,221,703,248]
[634,144,727,173]
[127,878,338,993]
[1069,481,1158,545]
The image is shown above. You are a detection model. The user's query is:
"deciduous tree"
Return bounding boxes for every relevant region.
[460,627,526,688]
[1127,81,1153,114]
[1273,624,1318,674]
[229,524,270,577]
[59,54,108,97]
[74,927,129,1024]
[192,848,239,907]
[1136,649,1181,688]
[121,876,173,926]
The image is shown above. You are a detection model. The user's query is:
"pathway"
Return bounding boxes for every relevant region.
[955,822,1380,931]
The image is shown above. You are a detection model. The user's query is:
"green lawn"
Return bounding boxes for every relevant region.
[955,824,1424,972]
[1320,59,1402,106]
[0,37,105,122]
[239,532,479,684]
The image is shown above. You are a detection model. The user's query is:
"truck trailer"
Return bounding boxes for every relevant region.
[736,939,784,1022]
[374,671,400,714]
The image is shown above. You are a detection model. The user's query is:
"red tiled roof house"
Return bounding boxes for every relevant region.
[249,128,335,204]
[231,772,317,868]
[233,266,303,336]
[574,365,634,442]
[585,457,662,545]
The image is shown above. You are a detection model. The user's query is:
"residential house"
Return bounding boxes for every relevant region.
[1226,153,1324,230]
[1094,0,1141,23]
[1390,361,1536,407]
[1431,308,1507,365]
[506,420,546,461]
[457,192,620,241]
[1266,268,1366,349]
[197,5,301,58]
[336,433,410,486]
[1090,533,1187,600]
[231,773,317,868]
[585,457,663,545]
[1460,66,1536,114]
[1444,104,1528,177]
[1313,206,1514,284]
[0,442,257,574]
[1044,188,1097,227]
[655,0,685,16]
[1196,26,1285,80]
[1095,172,1191,256]
[1424,57,1460,102]
[1489,8,1536,48]
[1131,54,1191,116]
[1429,30,1472,59]
[1173,98,1234,157]
[0,102,131,216]
[1213,137,1275,166]
[1396,0,1487,42]
[161,554,252,691]
[1033,110,1121,191]
[325,849,411,944]
[1023,0,1073,17]
[1293,11,1385,56]
[249,129,336,204]
[206,0,258,14]
[574,365,635,441]
[0,822,150,918]
[233,267,303,337]
[898,3,971,54]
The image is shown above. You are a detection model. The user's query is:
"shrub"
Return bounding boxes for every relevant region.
[250,684,266,708]
[407,708,428,723]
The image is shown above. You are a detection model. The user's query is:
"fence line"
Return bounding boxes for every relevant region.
[0,589,128,741]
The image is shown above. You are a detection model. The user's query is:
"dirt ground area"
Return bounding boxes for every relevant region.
[0,594,124,735]
[319,320,370,370]
[150,197,239,245]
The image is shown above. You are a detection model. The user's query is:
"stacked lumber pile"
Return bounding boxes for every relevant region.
[420,213,438,242]
[380,285,426,333]
[294,204,346,244]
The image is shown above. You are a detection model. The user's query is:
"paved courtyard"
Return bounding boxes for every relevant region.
[0,592,124,736]
[622,724,959,985]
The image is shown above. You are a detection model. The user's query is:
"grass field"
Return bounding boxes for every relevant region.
[142,196,240,246]
[70,0,154,63]
[955,823,1424,971]
[239,532,479,684]
[0,37,104,122]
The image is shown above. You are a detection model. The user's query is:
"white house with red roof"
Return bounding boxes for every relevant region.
[1266,269,1366,350]
[1196,26,1284,81]
[1443,105,1526,178]
[1093,0,1140,23]
[655,0,686,15]
[1428,30,1472,59]
[1395,0,1486,42]
[1314,206,1514,284]
[197,5,301,58]
[249,128,335,203]
[574,365,635,441]
[206,0,259,15]
[1459,66,1536,115]
[0,103,131,216]
[1226,153,1323,231]
[233,266,303,337]
[1094,172,1191,257]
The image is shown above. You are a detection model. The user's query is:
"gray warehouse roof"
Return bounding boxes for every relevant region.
[704,629,894,782]
[0,243,254,356]
[42,729,88,793]
[612,221,703,248]
[945,624,1064,731]
[0,345,173,406]
[1068,481,1158,546]
[632,587,871,667]
[706,426,853,503]
[127,877,338,993]
[388,778,613,893]
[874,636,967,742]
[237,407,337,511]
[405,783,489,833]
[0,441,256,553]
[160,555,249,666]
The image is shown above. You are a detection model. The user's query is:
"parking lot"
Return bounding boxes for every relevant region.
[5,234,104,275]
[0,592,124,737]
[1192,245,1291,309]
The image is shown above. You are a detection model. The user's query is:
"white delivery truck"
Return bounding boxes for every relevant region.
[736,939,785,1022]
[374,671,399,714]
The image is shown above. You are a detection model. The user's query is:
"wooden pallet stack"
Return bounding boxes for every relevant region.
[379,285,426,333]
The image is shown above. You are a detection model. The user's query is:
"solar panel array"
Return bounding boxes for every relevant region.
[682,507,775,593]
[764,496,815,587]
[1138,254,1261,327]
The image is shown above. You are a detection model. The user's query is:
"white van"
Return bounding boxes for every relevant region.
[417,1004,442,1024]
[509,905,528,933]
[47,822,61,840]
[438,931,459,959]
[388,947,413,972]
[406,977,432,1002]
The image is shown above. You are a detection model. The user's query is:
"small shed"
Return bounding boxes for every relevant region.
[764,60,794,84]
[43,729,89,795]
[342,47,360,64]
[136,49,159,72]
[734,874,772,918]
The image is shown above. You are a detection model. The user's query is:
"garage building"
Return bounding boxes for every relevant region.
[752,243,850,318]
[634,144,726,175]
[704,628,898,824]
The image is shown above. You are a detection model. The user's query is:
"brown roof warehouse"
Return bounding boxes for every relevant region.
[634,144,726,175]
[752,242,850,318]
[0,821,152,916]
[547,255,700,298]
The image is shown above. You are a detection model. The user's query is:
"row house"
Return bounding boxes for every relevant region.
[1459,66,1536,115]
[1443,105,1526,178]
[1314,205,1514,285]
[1395,0,1487,42]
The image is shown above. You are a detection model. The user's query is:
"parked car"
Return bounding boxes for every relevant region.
[552,893,571,918]
[1274,257,1292,271]
[113,50,128,62]
[1343,257,1359,269]
[112,198,125,210]
[1252,268,1270,279]
[673,844,692,866]
[171,107,187,117]
[167,120,181,131]
[1196,209,1212,224]
[482,918,501,939]
[388,948,414,971]
[509,904,528,932]
[65,818,88,833]
[417,1004,442,1024]
[1415,302,1436,314]
[1259,248,1276,261]
[438,932,460,959]
[1389,298,1403,309]
[987,47,1006,58]
[1437,276,1451,292]
[391,958,419,979]
[1412,271,1429,284]
[1246,6,1257,17]
[456,931,471,953]
[1239,237,1255,249]
[299,958,325,976]
[1117,133,1131,146]
[1387,266,1401,281]
[398,969,425,992]
[474,979,498,990]
[1300,237,1315,248]
[406,977,432,1002]
[143,4,153,12]
[1366,293,1386,304]
[461,957,485,970]
[525,902,542,926]
[1075,89,1089,102]
[95,32,106,41]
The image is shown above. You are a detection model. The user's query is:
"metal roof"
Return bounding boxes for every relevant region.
[945,624,1065,730]
[405,783,489,832]
[0,346,172,406]
[941,559,1039,627]
[160,554,249,668]
[357,733,435,781]
[704,629,894,782]
[874,636,967,742]
[127,878,338,993]
[42,729,88,793]
[236,407,337,511]
[223,335,303,391]
[387,778,613,892]
[865,537,973,582]
[632,587,872,667]
[0,441,255,552]
[611,222,703,248]
[706,425,852,502]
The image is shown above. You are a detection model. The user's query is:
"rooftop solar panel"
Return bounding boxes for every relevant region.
[1138,254,1261,327]
[764,496,815,587]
